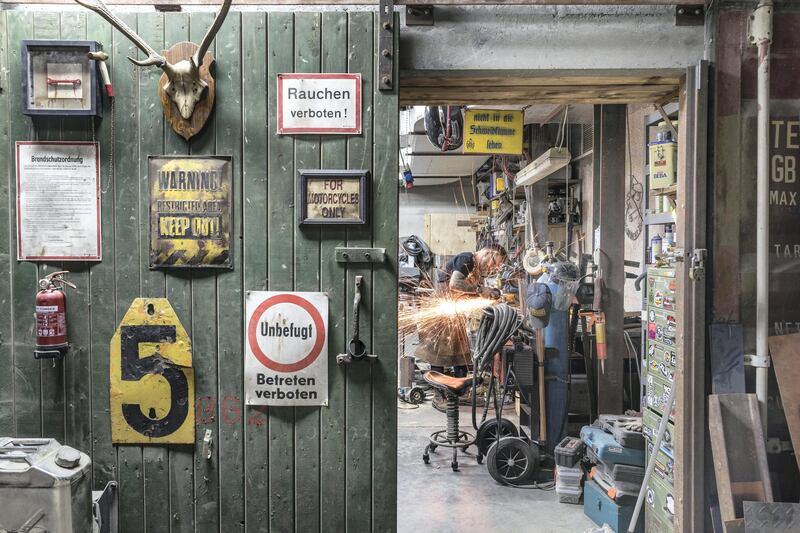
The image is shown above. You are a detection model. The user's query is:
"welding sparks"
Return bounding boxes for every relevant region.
[399,283,495,361]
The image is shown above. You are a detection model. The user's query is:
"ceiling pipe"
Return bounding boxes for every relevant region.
[749,0,773,429]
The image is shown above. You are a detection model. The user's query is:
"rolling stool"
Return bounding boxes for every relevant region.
[421,371,476,471]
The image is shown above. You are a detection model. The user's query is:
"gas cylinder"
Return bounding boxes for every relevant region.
[34,271,76,359]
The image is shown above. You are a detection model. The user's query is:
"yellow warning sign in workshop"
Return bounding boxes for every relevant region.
[149,155,233,269]
[111,298,194,444]
[463,109,524,155]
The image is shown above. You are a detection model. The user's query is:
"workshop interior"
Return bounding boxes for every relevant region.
[0,1,799,532]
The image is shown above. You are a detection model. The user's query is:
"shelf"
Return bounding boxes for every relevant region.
[652,185,677,196]
[645,212,675,225]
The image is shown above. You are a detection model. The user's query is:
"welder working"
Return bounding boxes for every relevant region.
[413,245,507,408]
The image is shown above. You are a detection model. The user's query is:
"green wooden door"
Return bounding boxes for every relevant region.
[0,9,398,532]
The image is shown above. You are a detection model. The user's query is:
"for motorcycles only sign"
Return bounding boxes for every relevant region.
[245,291,328,406]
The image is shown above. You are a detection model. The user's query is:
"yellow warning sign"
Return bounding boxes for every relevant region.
[463,109,524,155]
[111,298,194,444]
[149,156,233,269]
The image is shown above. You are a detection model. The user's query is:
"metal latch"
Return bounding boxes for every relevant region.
[337,276,377,364]
[689,248,707,281]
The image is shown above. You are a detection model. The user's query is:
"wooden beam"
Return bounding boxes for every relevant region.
[594,104,626,415]
[401,85,680,106]
[3,0,707,5]
[401,74,683,88]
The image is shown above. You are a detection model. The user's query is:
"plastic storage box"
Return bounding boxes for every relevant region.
[556,464,584,504]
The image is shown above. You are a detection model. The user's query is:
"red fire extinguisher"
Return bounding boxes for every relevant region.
[34,271,76,359]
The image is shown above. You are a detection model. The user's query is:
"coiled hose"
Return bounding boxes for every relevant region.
[470,303,522,429]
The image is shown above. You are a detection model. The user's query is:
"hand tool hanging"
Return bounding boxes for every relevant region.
[337,275,377,364]
[580,269,608,373]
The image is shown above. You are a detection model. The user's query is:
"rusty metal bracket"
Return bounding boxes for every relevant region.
[675,5,704,26]
[378,0,395,92]
[406,5,434,26]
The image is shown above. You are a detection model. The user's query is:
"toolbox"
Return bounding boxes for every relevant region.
[555,464,584,504]
[584,478,644,533]
[597,415,645,450]
[581,426,645,467]
[555,436,586,468]
[592,461,645,487]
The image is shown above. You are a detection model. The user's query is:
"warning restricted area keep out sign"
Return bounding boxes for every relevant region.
[245,291,328,406]
[277,73,361,135]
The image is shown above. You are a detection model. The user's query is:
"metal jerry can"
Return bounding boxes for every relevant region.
[34,271,75,359]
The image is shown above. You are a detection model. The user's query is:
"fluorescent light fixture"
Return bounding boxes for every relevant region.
[514,147,571,187]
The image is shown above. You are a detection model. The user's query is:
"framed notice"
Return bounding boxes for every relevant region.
[245,291,329,406]
[149,155,233,269]
[277,73,361,134]
[16,141,101,261]
[298,169,368,225]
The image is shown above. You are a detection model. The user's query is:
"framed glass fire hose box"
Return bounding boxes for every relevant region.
[21,40,102,117]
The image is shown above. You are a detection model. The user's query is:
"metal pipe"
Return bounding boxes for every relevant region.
[751,0,773,428]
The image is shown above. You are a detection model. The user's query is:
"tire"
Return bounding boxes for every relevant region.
[486,437,538,486]
[408,387,425,405]
[476,418,519,457]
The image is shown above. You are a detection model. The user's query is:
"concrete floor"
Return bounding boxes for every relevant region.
[398,401,595,533]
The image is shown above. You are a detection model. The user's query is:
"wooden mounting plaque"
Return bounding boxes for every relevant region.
[158,42,215,141]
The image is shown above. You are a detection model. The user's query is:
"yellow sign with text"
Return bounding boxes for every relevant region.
[111,298,194,444]
[463,109,524,155]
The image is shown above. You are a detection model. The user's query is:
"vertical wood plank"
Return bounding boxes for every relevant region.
[33,11,67,444]
[293,13,322,533]
[189,11,221,533]
[346,12,374,533]
[86,11,117,491]
[0,12,14,436]
[137,12,170,533]
[241,12,270,533]
[7,11,41,439]
[266,12,296,533]
[161,12,196,533]
[113,13,145,533]
[215,11,245,533]
[318,11,348,532]
[58,10,93,462]
[371,12,399,533]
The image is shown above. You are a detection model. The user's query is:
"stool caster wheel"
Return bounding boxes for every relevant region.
[423,453,430,465]
[451,461,459,472]
[477,454,484,464]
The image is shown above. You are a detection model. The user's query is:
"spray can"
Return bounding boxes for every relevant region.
[664,224,674,249]
[650,234,662,264]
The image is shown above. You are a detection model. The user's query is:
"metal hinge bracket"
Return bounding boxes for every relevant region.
[406,5,434,26]
[676,5,704,26]
[744,353,771,368]
[378,0,395,92]
[335,247,385,263]
[689,248,707,281]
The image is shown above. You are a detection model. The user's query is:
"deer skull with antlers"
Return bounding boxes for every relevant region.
[75,0,231,138]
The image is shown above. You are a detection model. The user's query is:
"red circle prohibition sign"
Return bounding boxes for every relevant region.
[247,294,326,372]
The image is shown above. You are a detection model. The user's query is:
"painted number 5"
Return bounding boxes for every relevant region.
[120,325,189,438]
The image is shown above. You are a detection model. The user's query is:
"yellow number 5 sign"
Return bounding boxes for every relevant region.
[111,298,194,444]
